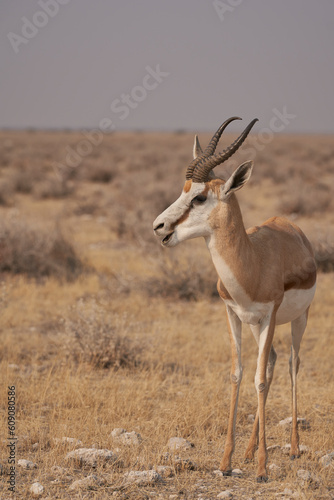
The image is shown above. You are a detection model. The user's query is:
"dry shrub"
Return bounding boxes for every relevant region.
[108,172,184,249]
[313,239,334,272]
[63,300,142,369]
[142,252,218,301]
[277,180,331,215]
[83,165,115,183]
[34,175,74,199]
[250,154,282,184]
[9,169,34,194]
[0,219,83,281]
[0,182,13,205]
[76,159,117,183]
[110,204,157,249]
[99,249,218,302]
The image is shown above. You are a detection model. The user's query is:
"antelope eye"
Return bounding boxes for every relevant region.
[191,194,207,206]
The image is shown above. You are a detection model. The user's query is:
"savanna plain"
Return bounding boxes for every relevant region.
[0,130,333,499]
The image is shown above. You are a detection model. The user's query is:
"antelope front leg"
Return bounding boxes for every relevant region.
[244,339,277,461]
[219,305,242,475]
[254,307,278,482]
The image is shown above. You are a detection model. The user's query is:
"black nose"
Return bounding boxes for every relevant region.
[154,223,164,232]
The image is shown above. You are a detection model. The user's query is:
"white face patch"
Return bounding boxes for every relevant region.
[153,182,219,246]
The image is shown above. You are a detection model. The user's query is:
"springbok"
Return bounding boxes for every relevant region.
[153,117,316,482]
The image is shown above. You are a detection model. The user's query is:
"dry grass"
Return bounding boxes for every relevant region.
[0,218,84,281]
[277,180,332,216]
[0,130,333,499]
[62,299,143,369]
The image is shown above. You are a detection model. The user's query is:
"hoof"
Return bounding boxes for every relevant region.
[220,470,232,477]
[256,475,268,483]
[290,454,300,461]
[244,447,256,462]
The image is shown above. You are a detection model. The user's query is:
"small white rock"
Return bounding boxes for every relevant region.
[8,363,20,370]
[54,436,83,447]
[297,469,311,481]
[269,463,280,471]
[281,443,308,455]
[174,456,197,470]
[278,417,309,428]
[51,465,67,474]
[69,474,104,491]
[111,428,127,438]
[247,414,255,423]
[167,437,194,451]
[18,459,37,469]
[276,488,299,498]
[217,490,233,498]
[123,470,161,486]
[111,429,142,446]
[232,468,243,477]
[267,444,281,452]
[297,469,319,485]
[279,417,292,426]
[30,482,44,497]
[161,453,197,471]
[155,465,174,478]
[299,444,309,453]
[161,452,196,469]
[319,451,334,467]
[65,448,117,467]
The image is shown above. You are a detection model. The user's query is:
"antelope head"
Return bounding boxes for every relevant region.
[153,117,258,247]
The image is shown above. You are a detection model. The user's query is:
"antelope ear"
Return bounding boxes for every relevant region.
[193,135,203,159]
[221,161,253,198]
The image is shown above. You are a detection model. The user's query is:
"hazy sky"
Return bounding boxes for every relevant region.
[1,1,333,133]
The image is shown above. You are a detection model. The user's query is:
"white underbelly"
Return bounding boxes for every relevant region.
[275,284,316,325]
[224,284,316,326]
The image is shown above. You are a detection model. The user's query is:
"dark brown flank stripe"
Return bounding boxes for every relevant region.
[218,268,316,303]
[284,268,317,291]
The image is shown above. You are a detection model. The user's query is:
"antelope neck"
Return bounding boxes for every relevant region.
[205,197,254,301]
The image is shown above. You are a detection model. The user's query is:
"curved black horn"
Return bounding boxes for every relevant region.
[191,118,258,183]
[185,116,241,180]
[203,116,241,157]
